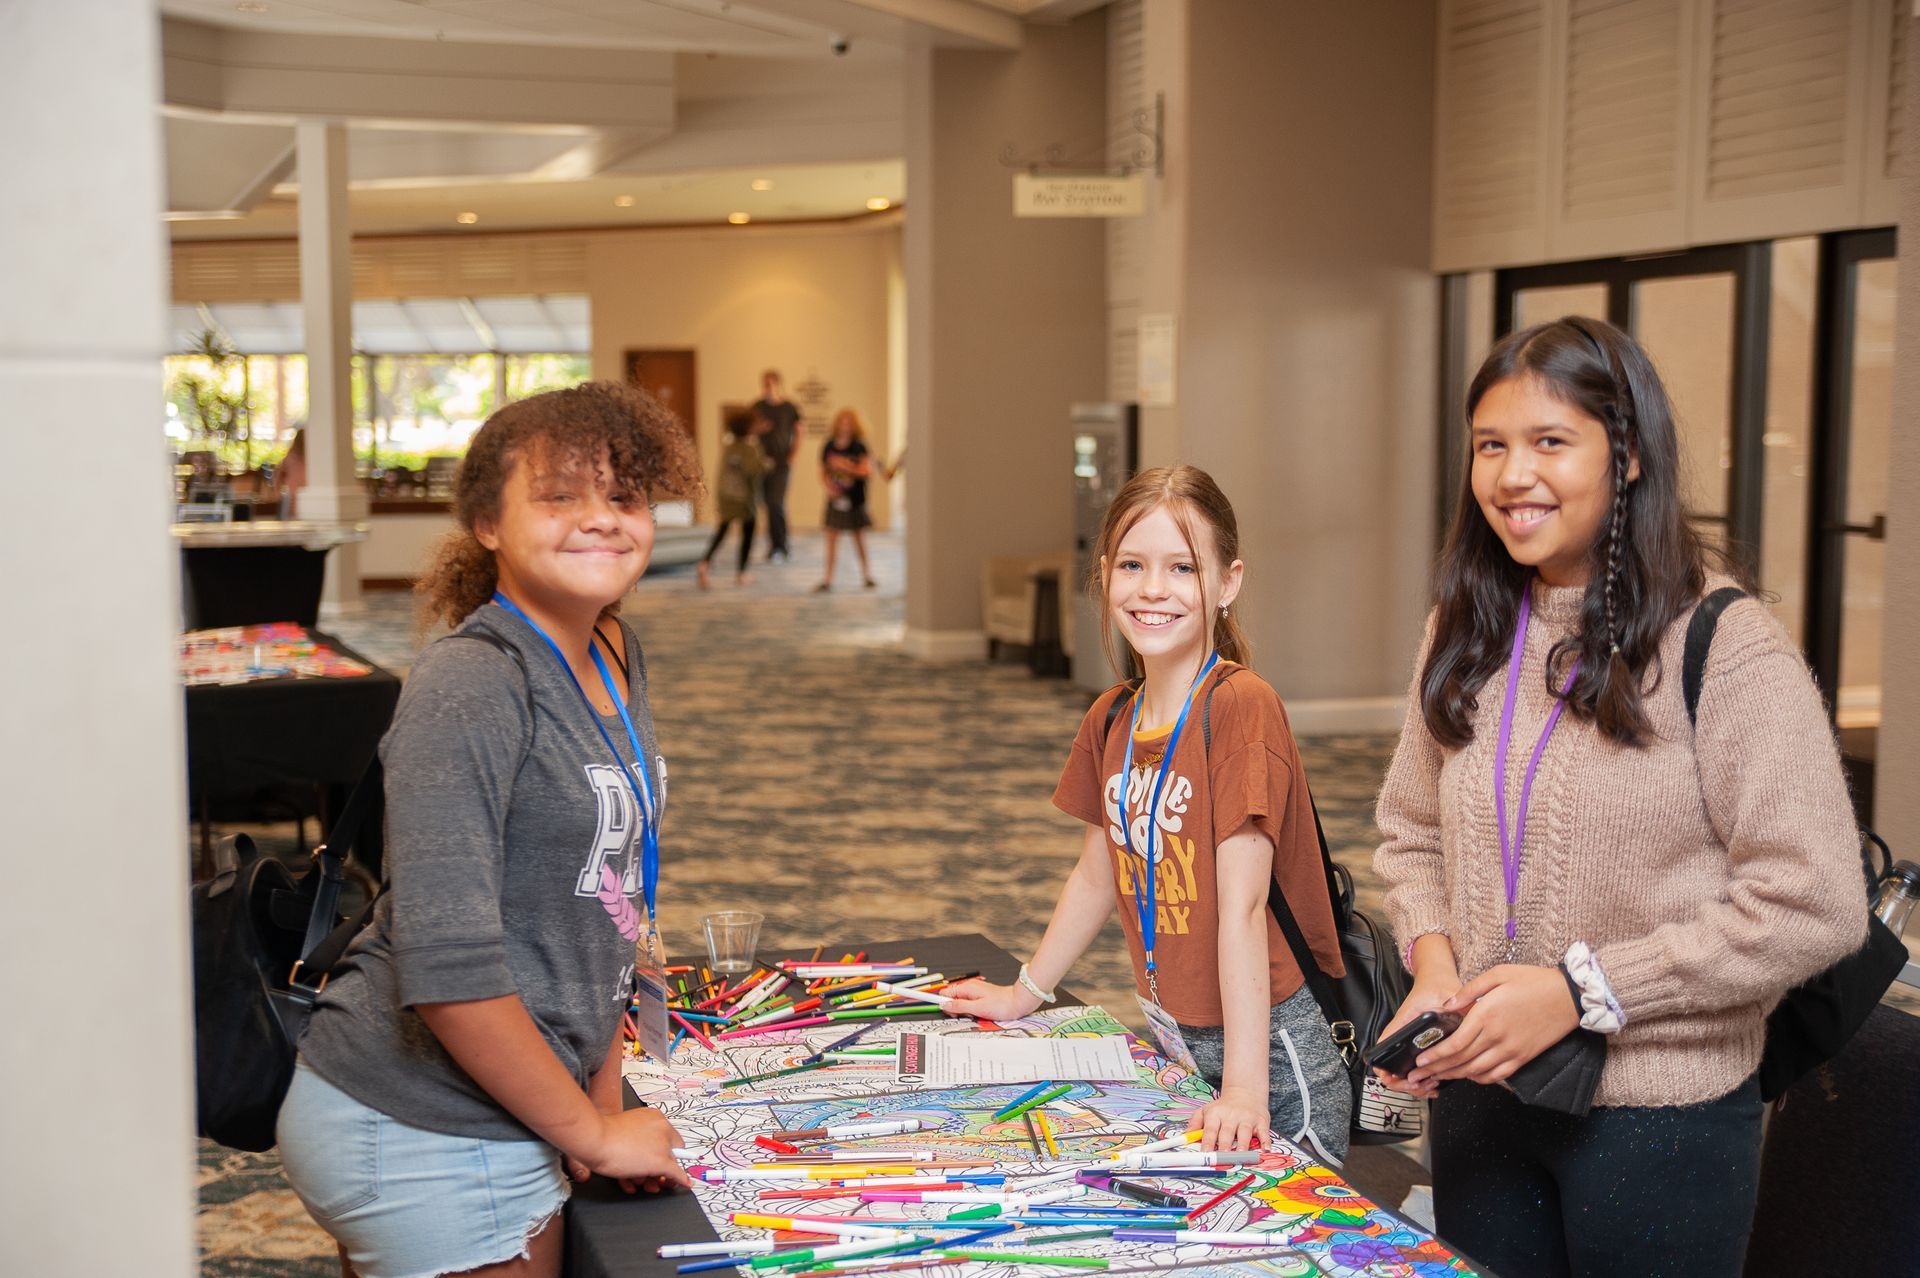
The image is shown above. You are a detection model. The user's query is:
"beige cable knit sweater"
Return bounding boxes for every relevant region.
[1374,578,1866,1108]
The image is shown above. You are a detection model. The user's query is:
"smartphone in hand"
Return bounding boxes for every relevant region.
[1363,1011,1462,1078]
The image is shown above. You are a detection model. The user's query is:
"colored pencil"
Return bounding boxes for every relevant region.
[1184,1172,1255,1220]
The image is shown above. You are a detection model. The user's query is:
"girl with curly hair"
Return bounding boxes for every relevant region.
[277,382,705,1278]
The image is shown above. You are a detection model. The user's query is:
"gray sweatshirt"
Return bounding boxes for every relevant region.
[301,603,663,1141]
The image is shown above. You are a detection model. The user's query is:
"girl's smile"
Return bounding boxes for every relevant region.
[478,447,654,625]
[1105,505,1241,684]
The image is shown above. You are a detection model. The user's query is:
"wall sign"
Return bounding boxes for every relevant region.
[1013,173,1144,218]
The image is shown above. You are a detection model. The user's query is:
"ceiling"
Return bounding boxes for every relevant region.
[154,0,1033,239]
[169,159,906,239]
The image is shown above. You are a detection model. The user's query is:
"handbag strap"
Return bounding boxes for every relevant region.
[1682,586,1748,724]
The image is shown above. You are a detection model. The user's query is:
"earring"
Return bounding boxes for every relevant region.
[1219,603,1229,616]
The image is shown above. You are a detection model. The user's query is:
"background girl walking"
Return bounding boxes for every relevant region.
[277,383,701,1278]
[698,410,768,589]
[815,408,876,591]
[1374,317,1863,1278]
[946,466,1351,1161]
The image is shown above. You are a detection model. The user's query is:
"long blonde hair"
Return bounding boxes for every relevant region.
[1089,465,1252,680]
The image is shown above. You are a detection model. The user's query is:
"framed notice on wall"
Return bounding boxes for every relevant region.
[1137,313,1176,407]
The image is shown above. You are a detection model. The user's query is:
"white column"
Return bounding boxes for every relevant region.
[296,120,367,616]
[0,1,197,1273]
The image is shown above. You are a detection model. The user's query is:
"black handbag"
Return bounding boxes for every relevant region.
[1684,587,1909,1103]
[190,759,381,1151]
[1102,673,1417,1145]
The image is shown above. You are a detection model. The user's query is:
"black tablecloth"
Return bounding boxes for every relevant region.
[181,544,333,629]
[184,630,401,870]
[565,933,1037,1278]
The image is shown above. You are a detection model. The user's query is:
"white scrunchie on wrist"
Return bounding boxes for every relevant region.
[1563,941,1626,1034]
[1017,963,1056,1004]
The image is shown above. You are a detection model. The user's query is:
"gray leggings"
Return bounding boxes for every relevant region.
[1179,983,1351,1163]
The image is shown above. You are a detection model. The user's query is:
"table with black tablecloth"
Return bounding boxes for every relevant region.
[565,934,1036,1278]
[184,628,400,875]
[562,932,1486,1278]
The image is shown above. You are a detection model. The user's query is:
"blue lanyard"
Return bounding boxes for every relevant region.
[1116,651,1219,987]
[490,592,659,926]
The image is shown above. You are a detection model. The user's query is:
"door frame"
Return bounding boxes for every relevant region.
[1491,242,1772,576]
[1804,227,1898,713]
[621,348,698,442]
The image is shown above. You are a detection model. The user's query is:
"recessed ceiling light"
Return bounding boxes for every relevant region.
[866,197,892,211]
[613,195,636,208]
[728,212,751,225]
[751,179,774,192]
[456,211,479,225]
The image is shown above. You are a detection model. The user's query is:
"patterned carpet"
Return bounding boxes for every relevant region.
[196,529,1401,1275]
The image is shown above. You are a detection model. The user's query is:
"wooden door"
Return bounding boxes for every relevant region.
[623,349,697,441]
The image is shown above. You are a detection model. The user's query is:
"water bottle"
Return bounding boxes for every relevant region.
[1875,861,1920,937]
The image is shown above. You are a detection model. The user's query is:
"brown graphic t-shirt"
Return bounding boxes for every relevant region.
[1052,664,1344,1026]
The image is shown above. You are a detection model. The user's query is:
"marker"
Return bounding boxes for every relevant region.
[1076,1173,1185,1208]
[756,1136,802,1155]
[798,1025,877,1066]
[993,1082,1057,1120]
[711,1059,834,1089]
[693,1166,937,1183]
[1184,1172,1256,1219]
[772,1119,926,1141]
[860,1185,1084,1207]
[731,1214,913,1238]
[716,1015,835,1042]
[1034,1110,1061,1158]
[740,997,824,1028]
[995,1216,1185,1229]
[660,1239,789,1258]
[1100,1130,1202,1167]
[939,1251,1109,1268]
[1109,1229,1297,1246]
[828,1006,945,1022]
[870,980,955,1009]
[783,965,928,978]
[945,1204,1004,1221]
[756,1150,935,1164]
[1125,1150,1261,1168]
[995,1083,1072,1121]
[748,1237,929,1270]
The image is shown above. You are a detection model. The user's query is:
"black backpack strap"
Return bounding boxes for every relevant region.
[1097,678,1142,751]
[1683,587,1747,724]
[294,629,528,986]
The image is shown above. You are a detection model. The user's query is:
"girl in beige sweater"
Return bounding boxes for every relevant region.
[1373,317,1862,1278]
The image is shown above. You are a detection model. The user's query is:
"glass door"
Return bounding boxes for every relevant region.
[1808,230,1897,812]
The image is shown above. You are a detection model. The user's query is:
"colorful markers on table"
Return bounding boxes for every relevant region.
[1075,1172,1186,1208]
[1184,1171,1256,1219]
[1109,1228,1297,1246]
[770,1118,927,1141]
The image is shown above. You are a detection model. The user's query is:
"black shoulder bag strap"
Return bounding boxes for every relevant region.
[1682,586,1748,724]
[291,629,529,990]
[1199,672,1353,1039]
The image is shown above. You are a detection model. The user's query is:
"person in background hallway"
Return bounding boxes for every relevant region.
[814,408,875,592]
[751,369,801,561]
[274,428,307,519]
[697,412,768,590]
[276,383,699,1278]
[944,466,1352,1162]
[1372,316,1863,1278]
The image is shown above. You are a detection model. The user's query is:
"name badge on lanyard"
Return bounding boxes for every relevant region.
[491,592,672,1062]
[1117,652,1218,1070]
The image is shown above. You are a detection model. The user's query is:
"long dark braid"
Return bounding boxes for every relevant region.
[1601,402,1634,661]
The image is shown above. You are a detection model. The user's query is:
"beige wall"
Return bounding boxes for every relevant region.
[585,220,898,532]
[904,13,1110,648]
[1877,6,1919,855]
[1,1,199,1272]
[1149,0,1439,711]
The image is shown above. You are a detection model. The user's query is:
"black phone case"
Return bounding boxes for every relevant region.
[1364,1011,1461,1077]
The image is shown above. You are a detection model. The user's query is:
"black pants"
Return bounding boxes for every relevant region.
[760,465,790,557]
[703,513,756,574]
[1432,1076,1762,1278]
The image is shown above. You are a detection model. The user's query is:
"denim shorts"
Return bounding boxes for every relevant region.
[276,1058,569,1278]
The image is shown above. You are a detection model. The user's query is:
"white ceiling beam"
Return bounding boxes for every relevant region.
[532,129,681,181]
[160,17,676,131]
[745,0,1022,49]
[164,115,296,215]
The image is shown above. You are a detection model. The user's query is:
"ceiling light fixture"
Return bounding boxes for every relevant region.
[866,197,892,211]
[614,195,636,208]
[456,211,479,225]
[728,212,751,225]
[751,179,774,192]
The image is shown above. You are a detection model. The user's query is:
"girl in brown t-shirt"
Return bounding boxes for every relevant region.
[945,466,1349,1160]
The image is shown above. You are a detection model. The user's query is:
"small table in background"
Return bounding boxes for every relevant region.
[173,519,369,629]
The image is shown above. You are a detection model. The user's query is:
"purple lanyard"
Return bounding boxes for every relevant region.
[1494,582,1579,957]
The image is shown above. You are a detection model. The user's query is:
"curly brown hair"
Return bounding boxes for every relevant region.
[417,381,705,630]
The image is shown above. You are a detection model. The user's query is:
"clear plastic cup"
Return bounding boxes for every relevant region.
[702,910,764,975]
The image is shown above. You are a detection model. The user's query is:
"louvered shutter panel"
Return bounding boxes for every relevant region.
[527,238,589,292]
[1550,0,1693,258]
[1434,0,1554,271]
[1862,0,1907,223]
[1106,0,1145,403]
[1687,0,1874,241]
